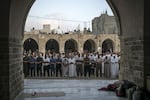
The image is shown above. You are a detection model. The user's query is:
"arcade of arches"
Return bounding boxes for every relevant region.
[64,39,78,53]
[23,33,120,54]
[0,0,148,100]
[102,39,114,53]
[45,39,59,53]
[83,39,96,53]
[23,38,39,52]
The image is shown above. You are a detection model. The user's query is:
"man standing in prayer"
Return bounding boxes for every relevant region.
[68,54,77,77]
[110,55,117,78]
[62,53,69,77]
[104,56,111,78]
[76,53,83,77]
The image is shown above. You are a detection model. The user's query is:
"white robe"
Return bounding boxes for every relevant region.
[110,56,119,78]
[115,57,119,76]
[68,58,77,77]
[101,56,105,74]
[62,57,69,77]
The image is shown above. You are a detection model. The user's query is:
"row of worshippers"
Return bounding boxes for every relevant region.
[23,51,120,78]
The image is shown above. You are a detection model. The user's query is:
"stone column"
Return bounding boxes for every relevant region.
[78,42,83,54]
[8,0,36,100]
[98,36,102,54]
[39,34,46,53]
[78,34,84,53]
[59,40,65,53]
[119,36,144,87]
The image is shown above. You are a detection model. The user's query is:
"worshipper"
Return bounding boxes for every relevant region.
[101,53,105,77]
[68,54,77,77]
[76,53,83,77]
[110,55,117,78]
[50,55,56,77]
[96,54,102,77]
[23,52,29,77]
[115,55,119,78]
[84,53,91,77]
[29,52,36,77]
[56,54,62,77]
[104,56,111,78]
[62,54,69,77]
[36,52,43,77]
[43,54,50,77]
[92,53,98,76]
[117,54,121,70]
[89,53,96,76]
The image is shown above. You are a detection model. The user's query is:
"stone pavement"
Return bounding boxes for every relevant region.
[16,79,127,100]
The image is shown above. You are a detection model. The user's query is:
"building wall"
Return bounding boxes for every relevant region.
[41,24,51,33]
[92,12,118,34]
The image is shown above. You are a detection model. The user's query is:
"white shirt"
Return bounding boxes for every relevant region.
[43,57,50,66]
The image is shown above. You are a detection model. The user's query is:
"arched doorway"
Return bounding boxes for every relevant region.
[23,38,39,53]
[102,39,114,53]
[6,0,145,100]
[45,39,59,53]
[83,39,96,53]
[64,39,78,53]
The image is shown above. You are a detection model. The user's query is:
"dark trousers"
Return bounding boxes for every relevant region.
[37,66,42,76]
[56,64,62,77]
[96,63,102,77]
[43,65,50,76]
[30,67,35,77]
[23,63,29,77]
[76,64,83,77]
[91,63,96,75]
[84,65,91,77]
[50,64,55,76]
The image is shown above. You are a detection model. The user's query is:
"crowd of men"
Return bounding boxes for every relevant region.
[23,51,120,79]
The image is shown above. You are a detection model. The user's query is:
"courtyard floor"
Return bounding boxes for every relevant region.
[16,79,127,100]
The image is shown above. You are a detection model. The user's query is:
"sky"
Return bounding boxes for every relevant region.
[25,0,113,32]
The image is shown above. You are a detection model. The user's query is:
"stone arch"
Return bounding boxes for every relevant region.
[23,34,39,44]
[106,0,121,35]
[4,0,144,100]
[64,38,78,53]
[102,39,114,53]
[23,38,39,53]
[45,39,59,53]
[83,39,96,53]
